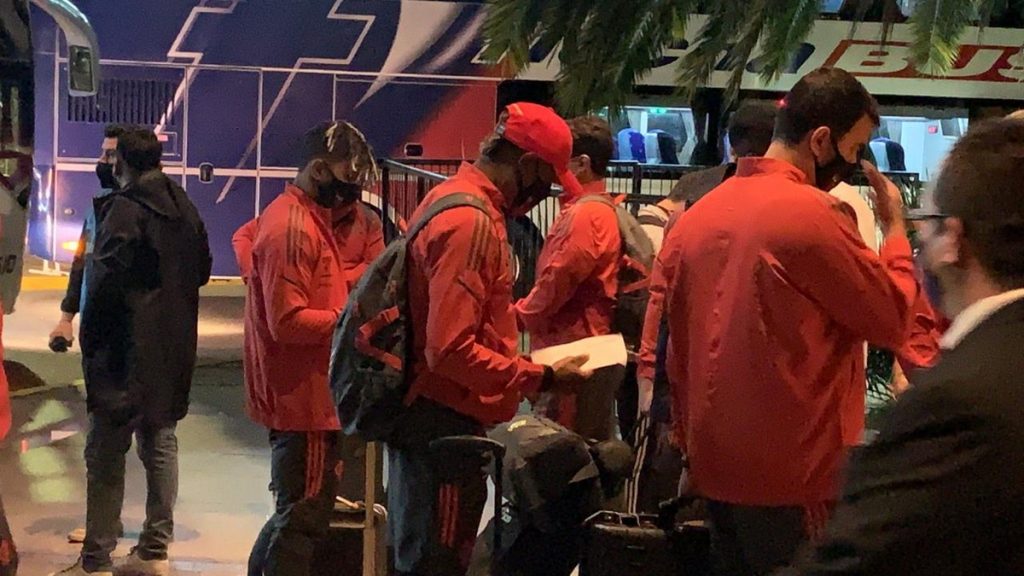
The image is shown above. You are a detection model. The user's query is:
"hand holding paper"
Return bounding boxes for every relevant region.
[531,334,628,372]
[547,354,592,393]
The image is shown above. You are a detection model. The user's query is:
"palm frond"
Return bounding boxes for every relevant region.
[676,0,745,101]
[909,0,976,75]
[759,0,820,83]
[554,0,658,115]
[722,0,768,104]
[879,0,907,46]
[848,0,875,37]
[536,1,590,67]
[481,0,546,72]
[975,0,1009,32]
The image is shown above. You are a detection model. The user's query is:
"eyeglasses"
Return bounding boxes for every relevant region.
[905,210,949,222]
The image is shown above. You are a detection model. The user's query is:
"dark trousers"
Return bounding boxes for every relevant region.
[706,501,806,576]
[539,364,624,442]
[387,400,487,576]
[82,414,178,572]
[249,430,341,576]
[0,493,17,576]
[625,393,685,514]
[616,362,639,443]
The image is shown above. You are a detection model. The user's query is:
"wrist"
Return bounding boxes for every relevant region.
[541,366,554,392]
[60,312,75,323]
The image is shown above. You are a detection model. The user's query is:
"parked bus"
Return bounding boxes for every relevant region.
[1,0,97,311]
[25,1,1024,280]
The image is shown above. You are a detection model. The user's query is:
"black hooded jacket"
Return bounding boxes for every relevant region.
[80,170,212,424]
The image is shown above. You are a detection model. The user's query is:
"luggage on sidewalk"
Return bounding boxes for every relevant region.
[311,440,389,576]
[467,416,633,576]
[580,499,710,576]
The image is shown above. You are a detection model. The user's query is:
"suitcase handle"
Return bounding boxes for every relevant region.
[656,496,699,531]
[429,435,506,461]
[583,511,650,528]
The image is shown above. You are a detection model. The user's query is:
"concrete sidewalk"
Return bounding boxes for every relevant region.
[2,290,268,576]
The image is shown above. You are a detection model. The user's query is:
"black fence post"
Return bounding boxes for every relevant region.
[380,162,393,242]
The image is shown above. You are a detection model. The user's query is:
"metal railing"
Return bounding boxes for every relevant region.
[372,158,925,293]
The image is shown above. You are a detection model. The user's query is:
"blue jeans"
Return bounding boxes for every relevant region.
[82,415,178,572]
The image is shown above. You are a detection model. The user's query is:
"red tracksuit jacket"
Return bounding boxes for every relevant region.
[665,157,919,507]
[515,180,621,350]
[233,201,383,290]
[406,163,546,425]
[244,185,350,431]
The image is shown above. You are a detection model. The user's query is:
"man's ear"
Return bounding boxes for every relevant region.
[936,217,966,267]
[309,158,330,182]
[808,126,833,162]
[518,152,541,181]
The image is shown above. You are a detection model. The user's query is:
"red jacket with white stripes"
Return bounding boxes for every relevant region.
[244,185,348,431]
[406,163,546,425]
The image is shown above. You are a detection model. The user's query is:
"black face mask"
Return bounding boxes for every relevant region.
[96,162,119,190]
[814,139,860,191]
[508,165,552,217]
[315,175,362,208]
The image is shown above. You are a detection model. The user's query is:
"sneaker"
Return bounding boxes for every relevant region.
[48,559,113,576]
[112,548,169,576]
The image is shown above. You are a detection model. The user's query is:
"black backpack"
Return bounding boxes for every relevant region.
[329,193,490,441]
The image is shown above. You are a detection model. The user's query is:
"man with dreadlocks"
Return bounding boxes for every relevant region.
[245,120,381,576]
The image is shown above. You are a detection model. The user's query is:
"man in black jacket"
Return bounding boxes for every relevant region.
[53,126,212,576]
[780,117,1024,575]
[49,123,126,355]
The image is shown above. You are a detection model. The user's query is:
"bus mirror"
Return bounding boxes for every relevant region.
[68,45,96,95]
[30,0,101,96]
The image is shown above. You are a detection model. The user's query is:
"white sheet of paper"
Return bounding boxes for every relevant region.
[530,334,628,372]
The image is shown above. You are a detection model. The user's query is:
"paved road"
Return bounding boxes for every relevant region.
[3,290,512,576]
[3,290,266,575]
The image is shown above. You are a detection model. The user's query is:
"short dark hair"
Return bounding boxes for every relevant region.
[774,67,880,145]
[116,126,162,173]
[104,124,127,140]
[728,100,777,158]
[302,120,377,183]
[934,118,1024,289]
[568,116,613,177]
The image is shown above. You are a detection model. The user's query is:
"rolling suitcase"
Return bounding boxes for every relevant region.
[580,499,710,576]
[311,440,389,576]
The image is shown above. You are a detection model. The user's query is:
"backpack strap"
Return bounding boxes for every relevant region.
[636,205,670,229]
[406,193,492,242]
[575,194,616,210]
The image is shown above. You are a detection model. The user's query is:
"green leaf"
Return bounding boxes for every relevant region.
[481,0,546,70]
[759,0,821,83]
[909,0,977,75]
[976,0,1009,34]
[676,0,745,101]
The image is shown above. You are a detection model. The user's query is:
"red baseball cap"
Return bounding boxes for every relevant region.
[496,102,584,197]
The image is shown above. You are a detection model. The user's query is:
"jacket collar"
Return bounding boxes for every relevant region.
[736,157,810,186]
[941,289,1024,350]
[286,183,333,222]
[560,179,609,209]
[455,162,507,213]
